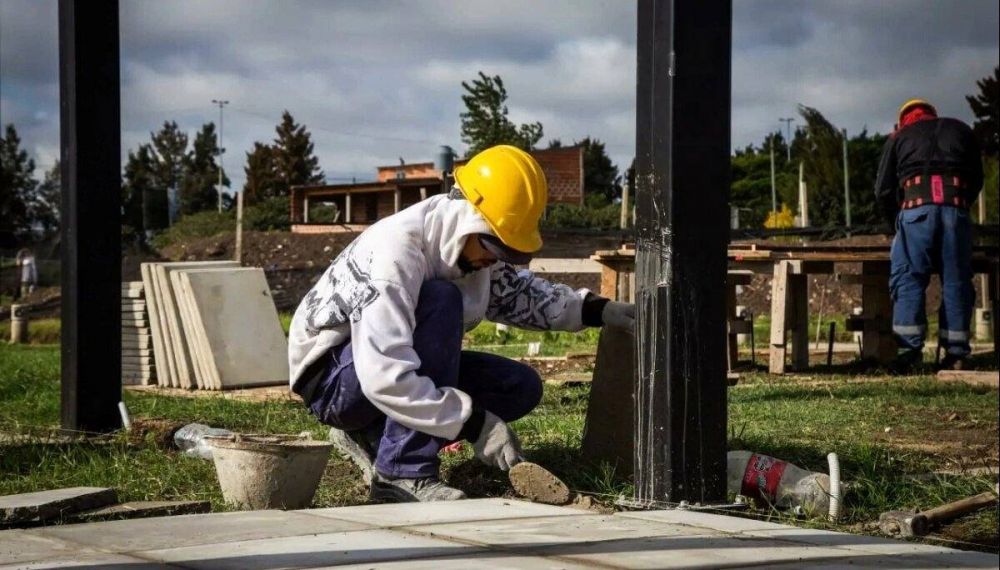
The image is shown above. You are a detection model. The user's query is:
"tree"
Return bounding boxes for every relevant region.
[148,121,189,194]
[272,111,324,192]
[243,142,280,204]
[966,65,999,156]
[460,72,543,156]
[31,161,60,238]
[577,137,620,203]
[179,122,228,215]
[0,124,38,240]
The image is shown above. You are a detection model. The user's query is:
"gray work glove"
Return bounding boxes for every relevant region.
[472,410,524,471]
[602,301,635,330]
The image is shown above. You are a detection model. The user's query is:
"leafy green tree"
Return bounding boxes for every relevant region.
[122,144,162,234]
[0,124,38,240]
[460,72,543,156]
[272,111,324,193]
[179,122,228,214]
[243,142,280,204]
[966,65,999,156]
[577,137,620,203]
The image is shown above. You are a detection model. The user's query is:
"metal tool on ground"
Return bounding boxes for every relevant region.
[879,486,1000,538]
[509,461,570,505]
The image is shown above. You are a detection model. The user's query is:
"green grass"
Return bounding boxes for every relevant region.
[0,340,996,551]
[0,317,61,345]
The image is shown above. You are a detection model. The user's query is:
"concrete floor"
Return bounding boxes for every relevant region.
[1,498,995,569]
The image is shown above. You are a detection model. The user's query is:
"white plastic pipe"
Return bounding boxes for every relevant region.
[827,452,842,522]
[118,401,132,431]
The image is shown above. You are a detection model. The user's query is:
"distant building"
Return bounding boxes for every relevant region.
[290,145,584,233]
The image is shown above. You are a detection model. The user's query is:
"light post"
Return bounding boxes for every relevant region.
[212,99,229,212]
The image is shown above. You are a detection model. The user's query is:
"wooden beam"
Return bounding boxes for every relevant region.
[633,0,731,505]
[59,0,122,433]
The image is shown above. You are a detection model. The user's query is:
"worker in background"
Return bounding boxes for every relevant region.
[875,99,983,371]
[288,145,634,502]
[15,248,37,299]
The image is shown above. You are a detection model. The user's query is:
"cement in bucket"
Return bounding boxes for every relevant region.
[207,434,333,510]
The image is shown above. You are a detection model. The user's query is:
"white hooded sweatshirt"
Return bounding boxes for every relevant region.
[288,193,588,440]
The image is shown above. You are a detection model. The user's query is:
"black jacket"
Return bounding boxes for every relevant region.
[874,117,983,223]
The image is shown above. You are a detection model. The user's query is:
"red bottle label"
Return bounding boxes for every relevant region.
[741,454,788,503]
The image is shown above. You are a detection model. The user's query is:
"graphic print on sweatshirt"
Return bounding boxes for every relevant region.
[487,264,573,330]
[303,241,380,332]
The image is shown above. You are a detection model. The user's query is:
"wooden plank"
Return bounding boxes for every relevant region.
[790,273,809,370]
[860,261,895,363]
[769,260,790,374]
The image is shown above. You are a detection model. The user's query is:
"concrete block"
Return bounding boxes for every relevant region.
[171,269,213,389]
[308,497,583,527]
[122,336,152,349]
[179,268,288,388]
[0,487,117,524]
[122,348,152,357]
[68,500,210,523]
[36,510,365,553]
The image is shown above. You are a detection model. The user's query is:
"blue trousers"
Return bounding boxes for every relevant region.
[890,205,974,356]
[307,279,543,479]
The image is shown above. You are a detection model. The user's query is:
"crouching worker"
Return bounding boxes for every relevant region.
[289,145,634,502]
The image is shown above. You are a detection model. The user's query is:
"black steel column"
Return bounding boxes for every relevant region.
[633,0,731,504]
[59,0,122,432]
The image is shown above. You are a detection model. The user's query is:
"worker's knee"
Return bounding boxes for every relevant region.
[512,363,543,416]
[417,279,463,323]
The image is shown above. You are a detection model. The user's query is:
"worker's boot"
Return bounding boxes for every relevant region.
[329,428,377,484]
[939,353,966,371]
[370,473,467,503]
[888,349,922,375]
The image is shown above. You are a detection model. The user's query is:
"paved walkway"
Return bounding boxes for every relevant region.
[1,499,995,569]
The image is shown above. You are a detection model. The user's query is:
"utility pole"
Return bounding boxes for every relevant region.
[779,117,795,162]
[798,161,809,227]
[212,99,229,213]
[620,177,630,230]
[769,136,777,214]
[842,128,851,227]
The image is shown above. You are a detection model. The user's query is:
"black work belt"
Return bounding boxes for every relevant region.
[900,175,969,209]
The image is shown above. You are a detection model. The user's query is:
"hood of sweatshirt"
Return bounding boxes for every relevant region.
[419,193,493,281]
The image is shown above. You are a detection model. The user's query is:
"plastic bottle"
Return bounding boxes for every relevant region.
[173,423,234,460]
[727,450,833,517]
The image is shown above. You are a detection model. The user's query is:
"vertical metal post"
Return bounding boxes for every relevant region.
[634,0,730,505]
[842,128,851,227]
[620,178,630,229]
[235,190,244,264]
[59,0,121,433]
[770,140,777,214]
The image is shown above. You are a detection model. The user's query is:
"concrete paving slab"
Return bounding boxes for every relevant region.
[405,513,706,548]
[141,262,173,388]
[181,268,288,388]
[0,551,170,569]
[35,510,366,553]
[0,530,89,566]
[136,529,481,570]
[0,487,116,525]
[305,497,585,527]
[324,551,593,570]
[172,269,216,389]
[68,500,210,523]
[619,509,792,532]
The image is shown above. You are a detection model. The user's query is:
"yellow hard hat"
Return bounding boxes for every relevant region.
[898,98,936,123]
[454,145,547,254]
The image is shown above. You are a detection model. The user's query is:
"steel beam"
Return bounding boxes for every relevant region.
[59,0,122,433]
[633,0,731,504]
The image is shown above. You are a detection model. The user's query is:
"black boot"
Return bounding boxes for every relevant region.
[888,349,922,374]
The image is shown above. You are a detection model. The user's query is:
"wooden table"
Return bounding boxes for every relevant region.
[592,246,1000,374]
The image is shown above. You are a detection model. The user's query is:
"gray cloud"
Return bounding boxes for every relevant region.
[1,0,997,193]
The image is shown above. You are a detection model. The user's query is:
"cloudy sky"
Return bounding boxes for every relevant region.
[1,0,997,193]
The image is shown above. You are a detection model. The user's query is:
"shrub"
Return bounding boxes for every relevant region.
[542,202,621,230]
[151,210,235,250]
[243,196,291,232]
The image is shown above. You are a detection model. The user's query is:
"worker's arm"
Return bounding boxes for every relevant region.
[350,279,473,441]
[874,136,899,226]
[485,263,587,332]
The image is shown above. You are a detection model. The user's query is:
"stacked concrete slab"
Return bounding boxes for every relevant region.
[141,261,288,390]
[121,281,156,385]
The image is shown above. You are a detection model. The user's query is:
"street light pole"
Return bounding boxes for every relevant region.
[842,128,851,227]
[212,99,229,213]
[779,117,795,162]
[769,135,777,214]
